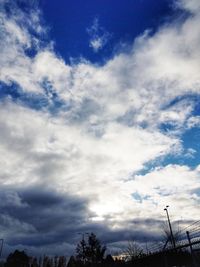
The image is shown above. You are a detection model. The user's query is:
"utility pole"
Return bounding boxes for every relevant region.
[164,206,176,249]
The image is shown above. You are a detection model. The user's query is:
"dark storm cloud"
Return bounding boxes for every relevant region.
[0,184,165,256]
[98,219,163,245]
[0,185,91,245]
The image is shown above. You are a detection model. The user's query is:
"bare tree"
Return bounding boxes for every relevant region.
[162,221,182,249]
[123,240,144,261]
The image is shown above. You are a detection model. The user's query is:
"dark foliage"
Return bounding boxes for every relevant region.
[5,250,29,267]
[67,256,76,267]
[76,233,106,265]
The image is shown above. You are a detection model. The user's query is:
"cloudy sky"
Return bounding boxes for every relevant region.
[0,0,200,258]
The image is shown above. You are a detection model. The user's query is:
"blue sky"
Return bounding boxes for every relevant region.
[0,0,200,258]
[39,0,173,63]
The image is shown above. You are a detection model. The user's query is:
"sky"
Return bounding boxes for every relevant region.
[0,0,200,258]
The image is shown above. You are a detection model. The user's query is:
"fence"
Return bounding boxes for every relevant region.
[132,220,200,267]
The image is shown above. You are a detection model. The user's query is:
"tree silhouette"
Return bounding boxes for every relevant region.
[58,256,66,267]
[104,254,114,266]
[123,240,144,261]
[67,256,76,267]
[5,250,29,267]
[76,233,106,265]
[76,236,87,264]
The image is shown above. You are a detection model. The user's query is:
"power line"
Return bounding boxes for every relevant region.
[179,220,200,233]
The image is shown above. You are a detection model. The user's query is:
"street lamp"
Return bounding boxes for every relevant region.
[164,206,176,249]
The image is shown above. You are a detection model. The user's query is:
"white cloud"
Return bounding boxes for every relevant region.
[87,18,111,52]
[0,101,180,214]
[128,164,200,220]
[0,98,199,231]
[33,50,72,99]
[0,2,71,97]
[0,1,41,92]
[175,0,200,13]
[185,148,196,158]
[187,116,200,128]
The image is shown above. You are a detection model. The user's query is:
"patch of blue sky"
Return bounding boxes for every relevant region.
[132,192,150,203]
[192,188,200,197]
[0,82,48,109]
[24,47,38,59]
[12,0,38,13]
[134,127,200,177]
[160,94,199,116]
[134,161,172,179]
[171,94,199,108]
[181,127,200,165]
[146,152,199,177]
[159,123,177,133]
[160,95,200,168]
[39,0,173,64]
[0,82,66,114]
[193,98,200,116]
[160,94,200,132]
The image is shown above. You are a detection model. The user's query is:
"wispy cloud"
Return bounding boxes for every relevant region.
[87,18,111,52]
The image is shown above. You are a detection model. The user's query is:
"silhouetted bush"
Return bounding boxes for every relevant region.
[5,250,29,267]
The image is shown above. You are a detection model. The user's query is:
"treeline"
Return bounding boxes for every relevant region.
[1,248,198,267]
[3,250,67,267]
[1,233,200,267]
[1,250,116,267]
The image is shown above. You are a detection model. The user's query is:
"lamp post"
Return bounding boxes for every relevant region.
[164,206,176,249]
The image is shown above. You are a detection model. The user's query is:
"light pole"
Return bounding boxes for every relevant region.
[164,206,176,249]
